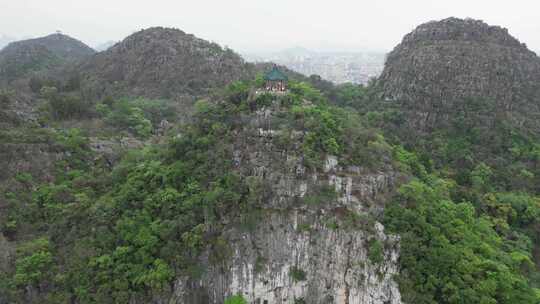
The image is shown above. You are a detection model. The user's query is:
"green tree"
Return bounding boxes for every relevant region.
[224,294,248,304]
[13,238,53,288]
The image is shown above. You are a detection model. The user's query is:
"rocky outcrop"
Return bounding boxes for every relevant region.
[163,95,403,304]
[78,27,253,100]
[378,17,540,134]
[172,212,401,304]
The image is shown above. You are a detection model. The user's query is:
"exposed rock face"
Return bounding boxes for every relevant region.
[78,27,253,99]
[379,17,540,133]
[172,212,401,304]
[164,97,403,304]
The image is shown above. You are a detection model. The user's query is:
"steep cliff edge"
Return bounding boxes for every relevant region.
[173,213,400,304]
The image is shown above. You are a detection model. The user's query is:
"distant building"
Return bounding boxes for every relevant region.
[264,66,288,92]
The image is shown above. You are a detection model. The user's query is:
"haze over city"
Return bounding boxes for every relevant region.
[1,0,540,53]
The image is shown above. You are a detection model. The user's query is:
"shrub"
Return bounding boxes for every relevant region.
[253,92,274,108]
[225,81,250,104]
[100,99,152,138]
[289,81,324,103]
[303,184,337,205]
[13,238,53,287]
[254,255,267,273]
[224,294,248,304]
[367,239,384,264]
[383,177,539,304]
[41,86,92,120]
[289,266,307,282]
[29,76,60,93]
[294,298,307,304]
[96,97,175,138]
[0,89,13,104]
[129,98,176,125]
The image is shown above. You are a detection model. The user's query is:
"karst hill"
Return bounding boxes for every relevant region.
[0,33,95,63]
[77,27,254,99]
[0,33,95,82]
[0,33,95,126]
[378,17,540,134]
[1,18,540,304]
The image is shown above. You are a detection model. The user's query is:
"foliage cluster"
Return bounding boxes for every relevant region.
[384,152,540,303]
[284,83,391,169]
[40,86,93,120]
[0,88,15,104]
[224,294,248,304]
[0,49,61,81]
[302,184,338,206]
[96,97,175,138]
[367,239,384,265]
[329,80,540,303]
[289,266,307,282]
[1,87,261,302]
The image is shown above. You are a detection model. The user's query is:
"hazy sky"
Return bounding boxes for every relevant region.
[1,0,540,53]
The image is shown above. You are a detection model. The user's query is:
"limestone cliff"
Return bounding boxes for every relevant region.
[162,95,403,304]
[172,214,400,304]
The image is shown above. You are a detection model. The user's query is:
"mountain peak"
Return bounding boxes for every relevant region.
[4,33,95,60]
[0,33,95,82]
[379,17,540,134]
[402,17,529,50]
[78,27,252,99]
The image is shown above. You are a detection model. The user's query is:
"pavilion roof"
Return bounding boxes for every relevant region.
[264,66,288,81]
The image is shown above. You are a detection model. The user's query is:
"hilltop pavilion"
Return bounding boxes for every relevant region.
[264,66,288,92]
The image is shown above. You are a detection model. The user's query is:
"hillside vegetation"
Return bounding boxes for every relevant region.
[0,19,539,304]
[0,80,397,302]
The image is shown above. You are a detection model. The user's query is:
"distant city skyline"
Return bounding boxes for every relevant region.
[1,0,540,54]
